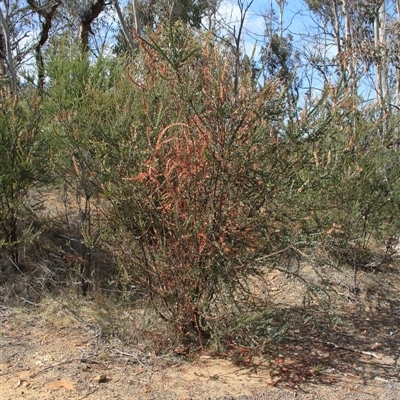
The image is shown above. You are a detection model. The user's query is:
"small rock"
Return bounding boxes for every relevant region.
[94,374,108,383]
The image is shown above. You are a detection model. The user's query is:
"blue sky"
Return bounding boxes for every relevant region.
[217,0,319,59]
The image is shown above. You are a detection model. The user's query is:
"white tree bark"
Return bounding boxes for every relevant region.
[112,0,142,52]
[132,0,142,36]
[393,0,400,110]
[374,0,389,137]
[112,0,138,50]
[0,4,16,95]
[379,1,389,111]
[341,0,357,91]
[374,2,388,109]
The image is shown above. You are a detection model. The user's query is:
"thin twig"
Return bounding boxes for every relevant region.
[326,341,381,359]
[255,245,292,261]
[9,257,23,273]
[286,336,382,359]
[113,349,151,370]
[37,281,83,323]
[20,297,40,307]
[79,389,98,400]
[30,357,92,379]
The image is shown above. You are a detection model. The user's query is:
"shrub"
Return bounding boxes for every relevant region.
[43,48,120,294]
[102,24,296,346]
[0,93,50,269]
[41,24,400,348]
[280,85,400,276]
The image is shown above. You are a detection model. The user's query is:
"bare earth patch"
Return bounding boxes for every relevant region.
[0,308,273,400]
[2,259,400,400]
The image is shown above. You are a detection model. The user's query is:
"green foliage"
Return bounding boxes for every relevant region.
[37,22,400,349]
[99,23,298,345]
[44,45,134,294]
[113,0,215,56]
[280,85,400,268]
[0,94,50,267]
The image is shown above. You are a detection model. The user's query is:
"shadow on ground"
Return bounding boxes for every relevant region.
[235,262,400,391]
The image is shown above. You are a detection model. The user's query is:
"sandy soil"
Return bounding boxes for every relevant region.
[1,261,400,400]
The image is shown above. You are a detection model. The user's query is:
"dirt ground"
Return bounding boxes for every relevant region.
[1,258,400,400]
[1,188,400,399]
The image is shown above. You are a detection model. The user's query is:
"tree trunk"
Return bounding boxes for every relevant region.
[374,0,388,138]
[27,0,61,95]
[79,0,106,53]
[395,0,400,110]
[341,0,357,93]
[0,31,6,91]
[132,0,142,36]
[331,0,346,85]
[0,6,16,95]
[112,0,138,50]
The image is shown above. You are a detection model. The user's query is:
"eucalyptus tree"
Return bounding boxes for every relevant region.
[260,0,301,124]
[27,0,61,94]
[304,0,352,89]
[60,0,110,52]
[137,0,213,28]
[0,0,37,95]
[0,1,16,94]
[303,0,396,140]
[112,0,219,55]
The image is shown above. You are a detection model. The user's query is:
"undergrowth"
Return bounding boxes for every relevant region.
[1,22,400,354]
